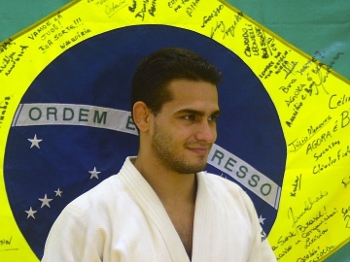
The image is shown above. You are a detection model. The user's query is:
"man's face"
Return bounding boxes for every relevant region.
[150,79,220,174]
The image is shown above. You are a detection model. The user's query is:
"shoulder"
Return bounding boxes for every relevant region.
[62,174,126,218]
[199,171,257,214]
[200,171,246,195]
[56,155,142,220]
[64,157,137,216]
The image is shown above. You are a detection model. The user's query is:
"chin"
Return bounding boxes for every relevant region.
[191,162,208,173]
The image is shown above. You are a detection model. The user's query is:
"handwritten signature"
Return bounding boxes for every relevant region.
[288,191,328,228]
[290,174,301,197]
[129,0,157,21]
[300,52,344,97]
[296,245,334,262]
[0,237,12,246]
[105,0,127,18]
[0,45,29,77]
[0,236,18,252]
[0,96,11,128]
[342,205,350,228]
[0,38,15,54]
[201,4,224,28]
[283,61,298,79]
[304,68,329,97]
[287,115,331,153]
[342,175,350,188]
[210,12,242,39]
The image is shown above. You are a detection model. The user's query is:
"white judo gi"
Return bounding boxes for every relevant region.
[42,157,277,262]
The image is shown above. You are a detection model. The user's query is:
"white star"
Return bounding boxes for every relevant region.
[25,207,37,219]
[39,194,53,208]
[28,134,43,149]
[89,167,101,179]
[54,188,63,197]
[258,215,266,225]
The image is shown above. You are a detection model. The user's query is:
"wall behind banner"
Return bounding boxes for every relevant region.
[1,0,349,261]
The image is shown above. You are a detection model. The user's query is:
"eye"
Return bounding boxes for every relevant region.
[184,115,195,121]
[208,114,219,122]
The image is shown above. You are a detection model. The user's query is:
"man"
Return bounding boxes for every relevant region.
[42,47,277,261]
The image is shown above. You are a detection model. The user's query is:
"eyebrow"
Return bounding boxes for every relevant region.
[176,109,221,117]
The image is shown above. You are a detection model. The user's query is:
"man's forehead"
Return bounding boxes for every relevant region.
[167,79,218,95]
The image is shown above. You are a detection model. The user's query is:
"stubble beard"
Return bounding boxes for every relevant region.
[151,123,208,174]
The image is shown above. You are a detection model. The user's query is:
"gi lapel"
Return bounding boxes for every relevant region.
[120,157,190,262]
[192,172,219,262]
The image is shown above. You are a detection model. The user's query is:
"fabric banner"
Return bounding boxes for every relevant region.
[1,0,349,261]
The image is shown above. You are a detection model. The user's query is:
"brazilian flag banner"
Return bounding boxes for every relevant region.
[1,0,349,261]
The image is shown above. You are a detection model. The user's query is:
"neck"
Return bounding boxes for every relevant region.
[132,153,197,258]
[132,154,197,205]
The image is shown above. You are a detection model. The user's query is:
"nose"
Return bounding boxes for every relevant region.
[195,120,217,143]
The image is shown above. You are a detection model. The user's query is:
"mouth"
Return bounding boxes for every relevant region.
[187,147,210,156]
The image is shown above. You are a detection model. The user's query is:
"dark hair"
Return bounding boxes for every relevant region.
[130,47,222,116]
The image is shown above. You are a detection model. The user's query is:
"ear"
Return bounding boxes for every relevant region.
[132,101,152,132]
